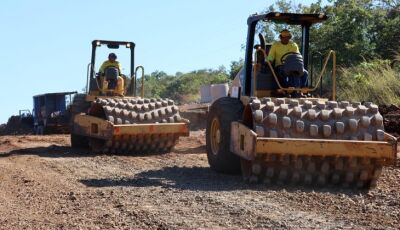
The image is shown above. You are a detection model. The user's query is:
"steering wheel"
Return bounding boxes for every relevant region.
[280,52,299,65]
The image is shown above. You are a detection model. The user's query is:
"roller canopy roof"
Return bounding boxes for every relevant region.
[248,12,328,25]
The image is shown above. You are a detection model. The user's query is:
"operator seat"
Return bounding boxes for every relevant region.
[280,53,308,93]
[100,67,125,96]
[104,67,119,89]
[282,53,305,78]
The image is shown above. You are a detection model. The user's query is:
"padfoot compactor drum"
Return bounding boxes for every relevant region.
[70,40,189,153]
[206,13,397,188]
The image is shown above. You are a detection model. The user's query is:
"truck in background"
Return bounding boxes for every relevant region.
[32,91,77,134]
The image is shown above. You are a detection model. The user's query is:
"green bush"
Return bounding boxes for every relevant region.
[337,59,400,105]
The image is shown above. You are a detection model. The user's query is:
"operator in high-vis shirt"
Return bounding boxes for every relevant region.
[99,53,122,75]
[267,29,308,91]
[98,53,124,95]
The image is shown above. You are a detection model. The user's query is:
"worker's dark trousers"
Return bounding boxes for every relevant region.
[277,66,308,88]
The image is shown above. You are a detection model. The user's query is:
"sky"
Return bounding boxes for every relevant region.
[0,0,323,123]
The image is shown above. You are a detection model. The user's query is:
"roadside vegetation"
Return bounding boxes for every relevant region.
[337,59,400,104]
[140,69,229,103]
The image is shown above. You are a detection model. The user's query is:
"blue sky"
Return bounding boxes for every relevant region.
[0,0,322,123]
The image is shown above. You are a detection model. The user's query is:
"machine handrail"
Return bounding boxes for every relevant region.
[86,63,108,95]
[253,48,286,89]
[310,51,323,88]
[262,50,336,100]
[87,62,121,96]
[309,50,336,100]
[86,63,92,93]
[135,66,145,98]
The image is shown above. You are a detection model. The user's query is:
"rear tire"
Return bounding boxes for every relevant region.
[71,133,89,148]
[70,94,89,115]
[70,94,90,148]
[206,97,244,174]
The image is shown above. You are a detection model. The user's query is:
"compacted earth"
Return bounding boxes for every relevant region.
[0,131,399,229]
[380,104,400,138]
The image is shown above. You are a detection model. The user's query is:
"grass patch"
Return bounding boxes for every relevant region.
[336,59,400,105]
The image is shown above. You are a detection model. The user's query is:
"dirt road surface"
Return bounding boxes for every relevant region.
[0,131,399,229]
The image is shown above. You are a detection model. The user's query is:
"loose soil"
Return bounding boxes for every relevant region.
[380,104,400,138]
[0,132,399,229]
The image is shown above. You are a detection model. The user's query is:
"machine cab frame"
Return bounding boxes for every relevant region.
[242,12,330,98]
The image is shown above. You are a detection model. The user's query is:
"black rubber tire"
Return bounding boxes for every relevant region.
[70,94,90,148]
[206,97,244,174]
[70,133,89,148]
[70,94,90,115]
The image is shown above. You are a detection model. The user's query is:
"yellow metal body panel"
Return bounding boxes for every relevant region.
[256,137,396,160]
[112,123,189,136]
[254,90,272,98]
[230,122,257,160]
[98,76,125,96]
[231,121,397,165]
[73,114,189,140]
[73,114,114,139]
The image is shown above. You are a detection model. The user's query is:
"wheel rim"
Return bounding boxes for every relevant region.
[210,117,221,155]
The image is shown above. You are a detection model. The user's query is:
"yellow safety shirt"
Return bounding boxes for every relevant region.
[267,41,299,66]
[99,60,122,74]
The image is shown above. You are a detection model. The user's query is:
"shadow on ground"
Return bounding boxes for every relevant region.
[0,145,187,158]
[81,166,244,191]
[0,145,93,158]
[174,145,205,154]
[80,166,367,195]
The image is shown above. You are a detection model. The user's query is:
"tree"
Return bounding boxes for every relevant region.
[373,7,400,59]
[139,68,230,103]
[260,0,305,43]
[229,59,244,79]
[140,71,174,98]
[163,69,229,102]
[261,0,400,66]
